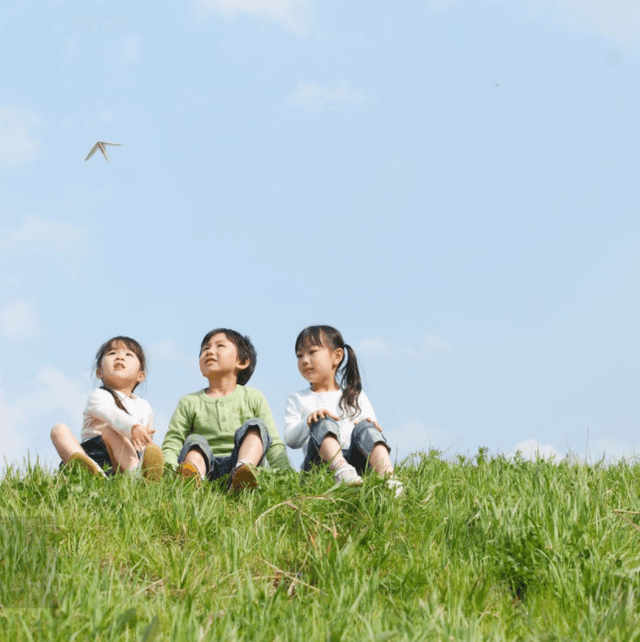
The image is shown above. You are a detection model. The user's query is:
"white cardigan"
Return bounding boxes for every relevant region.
[81,387,153,441]
[284,388,376,456]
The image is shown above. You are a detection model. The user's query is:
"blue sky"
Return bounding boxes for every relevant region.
[1,0,639,472]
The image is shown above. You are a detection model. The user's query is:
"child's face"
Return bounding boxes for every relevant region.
[296,340,343,388]
[199,333,248,381]
[97,341,145,392]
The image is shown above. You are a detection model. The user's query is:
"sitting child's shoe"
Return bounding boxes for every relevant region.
[333,463,362,487]
[68,452,107,478]
[228,461,258,493]
[385,476,404,498]
[141,443,164,481]
[177,461,203,486]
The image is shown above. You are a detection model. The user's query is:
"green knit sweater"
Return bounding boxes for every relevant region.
[162,386,291,470]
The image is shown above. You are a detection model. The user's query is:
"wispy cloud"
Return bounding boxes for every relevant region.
[195,0,309,34]
[0,367,88,472]
[0,300,40,341]
[508,438,561,462]
[0,216,85,254]
[148,338,192,366]
[0,104,42,167]
[546,0,640,45]
[355,334,451,360]
[427,0,640,45]
[287,81,371,111]
[386,420,461,462]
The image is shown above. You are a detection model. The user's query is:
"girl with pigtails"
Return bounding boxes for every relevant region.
[284,325,402,495]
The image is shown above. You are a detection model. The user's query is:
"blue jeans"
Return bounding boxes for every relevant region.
[302,417,390,474]
[177,418,272,480]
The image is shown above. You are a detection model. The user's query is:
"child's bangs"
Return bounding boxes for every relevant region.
[295,327,328,353]
[98,336,146,370]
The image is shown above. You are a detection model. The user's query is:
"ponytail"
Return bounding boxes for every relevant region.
[100,385,131,415]
[339,343,362,418]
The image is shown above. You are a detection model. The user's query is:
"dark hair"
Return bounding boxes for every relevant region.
[295,325,362,418]
[200,328,257,386]
[93,336,147,414]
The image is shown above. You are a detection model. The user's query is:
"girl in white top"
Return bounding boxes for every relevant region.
[50,336,163,479]
[284,325,401,492]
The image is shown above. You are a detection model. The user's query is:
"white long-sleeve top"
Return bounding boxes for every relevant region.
[284,388,376,457]
[81,387,153,441]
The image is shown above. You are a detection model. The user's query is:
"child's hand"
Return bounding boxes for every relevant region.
[307,409,340,426]
[131,424,154,451]
[367,417,383,432]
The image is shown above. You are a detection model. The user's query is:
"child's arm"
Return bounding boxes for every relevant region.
[85,388,139,438]
[131,412,156,450]
[283,394,312,449]
[161,398,193,469]
[253,392,291,470]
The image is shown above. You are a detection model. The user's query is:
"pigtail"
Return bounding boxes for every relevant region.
[339,343,362,418]
[100,385,131,415]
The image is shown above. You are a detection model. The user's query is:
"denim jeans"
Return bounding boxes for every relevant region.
[177,418,272,480]
[302,417,390,474]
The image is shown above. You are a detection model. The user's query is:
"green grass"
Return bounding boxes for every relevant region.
[2,450,640,641]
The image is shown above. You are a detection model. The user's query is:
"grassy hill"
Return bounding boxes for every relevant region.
[2,451,640,641]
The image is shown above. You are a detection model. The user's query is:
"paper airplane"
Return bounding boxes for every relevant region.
[85,141,123,163]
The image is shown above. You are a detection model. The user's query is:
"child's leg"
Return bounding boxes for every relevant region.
[308,418,361,485]
[349,420,393,476]
[51,424,107,477]
[228,420,272,492]
[236,427,264,467]
[177,435,215,480]
[368,443,394,477]
[183,448,207,477]
[50,423,83,463]
[99,425,140,472]
[318,434,349,467]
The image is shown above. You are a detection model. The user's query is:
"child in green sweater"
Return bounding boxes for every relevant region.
[162,328,291,491]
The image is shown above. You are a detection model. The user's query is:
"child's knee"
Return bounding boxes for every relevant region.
[353,420,389,456]
[50,423,70,441]
[309,417,339,438]
[236,418,270,450]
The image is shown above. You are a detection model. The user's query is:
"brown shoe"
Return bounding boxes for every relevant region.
[68,452,107,478]
[177,461,203,486]
[141,444,164,481]
[228,462,258,494]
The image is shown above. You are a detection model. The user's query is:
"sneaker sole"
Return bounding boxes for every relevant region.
[141,444,164,481]
[68,452,107,478]
[229,464,258,493]
[177,462,203,487]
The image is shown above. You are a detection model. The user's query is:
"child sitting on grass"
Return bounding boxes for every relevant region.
[284,325,402,495]
[162,328,291,491]
[50,335,164,479]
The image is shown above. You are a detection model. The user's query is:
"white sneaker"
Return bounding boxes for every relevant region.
[333,463,362,486]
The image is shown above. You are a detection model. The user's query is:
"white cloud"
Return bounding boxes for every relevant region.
[508,438,561,461]
[0,368,89,474]
[584,439,637,463]
[0,216,85,254]
[0,104,42,167]
[355,334,451,360]
[287,81,371,111]
[195,0,309,34]
[544,0,640,45]
[0,299,40,341]
[427,0,640,45]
